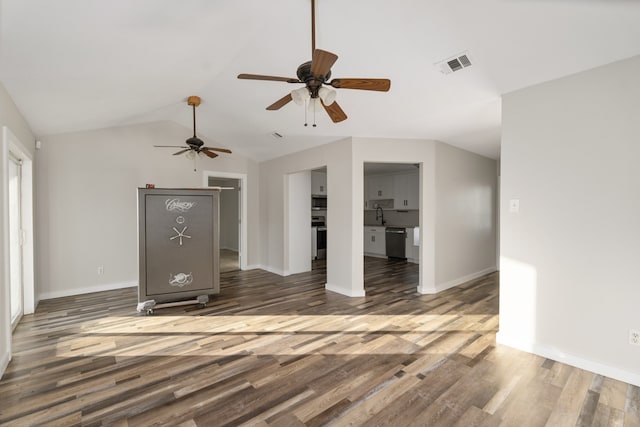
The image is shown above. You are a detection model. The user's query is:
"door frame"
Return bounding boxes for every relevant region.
[2,127,35,315]
[8,151,23,329]
[202,170,247,270]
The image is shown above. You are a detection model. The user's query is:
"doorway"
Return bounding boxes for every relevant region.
[207,176,241,272]
[2,127,35,335]
[8,153,23,328]
[363,162,420,291]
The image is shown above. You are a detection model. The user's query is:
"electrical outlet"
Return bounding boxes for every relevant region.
[629,329,640,346]
[97,266,104,275]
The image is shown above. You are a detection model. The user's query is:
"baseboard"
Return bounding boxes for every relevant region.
[363,253,386,259]
[325,283,366,297]
[419,266,497,294]
[496,332,640,388]
[0,349,10,380]
[39,281,137,301]
[247,265,285,276]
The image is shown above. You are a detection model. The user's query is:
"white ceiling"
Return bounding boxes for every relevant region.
[2,0,639,161]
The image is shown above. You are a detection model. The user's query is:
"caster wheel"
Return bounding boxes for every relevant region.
[146,309,154,315]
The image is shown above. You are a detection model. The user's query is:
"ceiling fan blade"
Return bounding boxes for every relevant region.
[154,145,188,148]
[311,49,338,77]
[329,78,391,92]
[266,93,293,111]
[202,147,232,154]
[173,149,190,156]
[322,100,347,123]
[201,149,219,159]
[238,74,301,83]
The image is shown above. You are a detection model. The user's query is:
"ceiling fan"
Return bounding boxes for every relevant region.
[154,96,232,160]
[237,0,391,125]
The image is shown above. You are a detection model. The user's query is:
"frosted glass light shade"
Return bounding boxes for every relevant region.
[307,97,323,112]
[291,87,310,105]
[318,87,336,105]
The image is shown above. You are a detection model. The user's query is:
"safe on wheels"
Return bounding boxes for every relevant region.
[137,188,220,313]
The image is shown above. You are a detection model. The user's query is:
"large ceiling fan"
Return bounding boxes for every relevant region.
[154,96,232,159]
[237,0,391,125]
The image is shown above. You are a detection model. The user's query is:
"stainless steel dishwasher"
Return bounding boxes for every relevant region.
[385,227,406,259]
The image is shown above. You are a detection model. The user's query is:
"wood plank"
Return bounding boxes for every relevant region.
[0,262,635,426]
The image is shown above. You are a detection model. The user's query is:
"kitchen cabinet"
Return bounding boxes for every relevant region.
[365,172,418,210]
[363,226,386,256]
[311,171,327,195]
[367,175,393,201]
[393,172,419,209]
[404,227,419,263]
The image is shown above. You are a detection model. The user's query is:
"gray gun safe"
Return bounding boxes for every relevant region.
[138,188,220,307]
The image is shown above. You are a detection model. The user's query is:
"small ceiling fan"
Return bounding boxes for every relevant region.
[237,0,391,125]
[154,96,232,160]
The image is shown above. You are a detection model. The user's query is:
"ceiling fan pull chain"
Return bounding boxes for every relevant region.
[304,99,308,127]
[313,99,317,127]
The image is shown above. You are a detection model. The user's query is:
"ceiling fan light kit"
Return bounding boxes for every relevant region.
[237,0,390,126]
[318,87,336,105]
[291,87,310,106]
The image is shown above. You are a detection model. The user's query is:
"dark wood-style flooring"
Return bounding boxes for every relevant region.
[1,258,638,426]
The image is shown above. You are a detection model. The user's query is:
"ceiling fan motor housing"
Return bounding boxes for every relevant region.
[186,136,204,148]
[297,61,330,98]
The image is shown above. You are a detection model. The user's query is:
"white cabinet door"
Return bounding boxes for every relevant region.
[404,227,418,262]
[393,174,409,209]
[406,172,419,209]
[364,227,386,255]
[393,172,419,209]
[367,175,393,201]
[311,171,327,195]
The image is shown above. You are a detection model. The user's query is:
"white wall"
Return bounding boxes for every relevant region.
[499,55,640,386]
[258,138,360,294]
[284,171,311,275]
[434,142,497,290]
[36,121,259,299]
[0,81,36,378]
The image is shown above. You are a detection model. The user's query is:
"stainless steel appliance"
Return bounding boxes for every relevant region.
[385,227,406,259]
[312,195,327,210]
[312,215,326,260]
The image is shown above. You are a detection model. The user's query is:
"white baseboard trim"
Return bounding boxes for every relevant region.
[246,265,285,276]
[419,266,497,294]
[39,281,137,301]
[0,350,10,380]
[363,253,386,259]
[496,332,640,387]
[325,283,366,297]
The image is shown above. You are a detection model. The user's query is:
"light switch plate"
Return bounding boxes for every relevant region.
[509,199,520,213]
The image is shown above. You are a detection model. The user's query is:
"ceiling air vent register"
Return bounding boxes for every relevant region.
[436,52,472,74]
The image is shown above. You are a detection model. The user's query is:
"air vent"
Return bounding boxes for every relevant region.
[436,52,473,74]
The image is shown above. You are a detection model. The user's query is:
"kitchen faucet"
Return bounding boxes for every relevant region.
[375,206,386,225]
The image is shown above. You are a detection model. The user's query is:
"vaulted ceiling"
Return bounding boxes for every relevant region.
[2,0,639,161]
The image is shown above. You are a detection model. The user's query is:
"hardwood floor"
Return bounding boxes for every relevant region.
[220,249,240,273]
[1,258,638,426]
